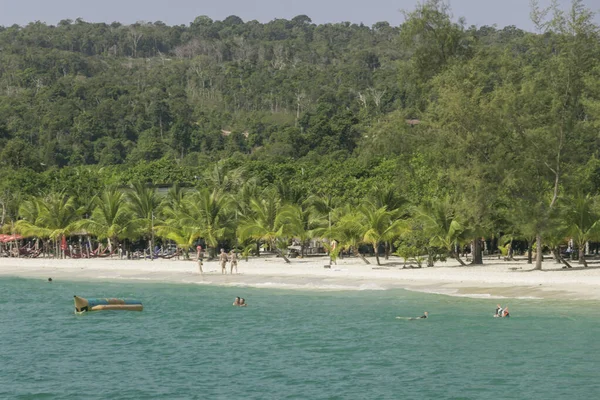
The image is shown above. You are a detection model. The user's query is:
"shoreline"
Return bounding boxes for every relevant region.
[2,255,600,301]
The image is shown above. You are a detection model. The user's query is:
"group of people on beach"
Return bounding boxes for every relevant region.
[494,304,510,318]
[233,297,247,307]
[219,249,238,274]
[195,246,238,275]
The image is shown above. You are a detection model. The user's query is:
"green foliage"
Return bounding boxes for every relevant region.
[2,2,600,271]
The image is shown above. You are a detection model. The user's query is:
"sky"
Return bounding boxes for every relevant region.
[0,0,596,30]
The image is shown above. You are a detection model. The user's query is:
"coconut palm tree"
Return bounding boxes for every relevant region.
[359,203,406,266]
[278,202,327,258]
[75,188,134,254]
[155,218,202,259]
[562,193,600,267]
[326,205,371,264]
[414,197,469,266]
[188,188,234,258]
[310,194,340,232]
[369,186,407,259]
[15,197,51,256]
[237,194,290,263]
[126,182,162,256]
[16,193,80,258]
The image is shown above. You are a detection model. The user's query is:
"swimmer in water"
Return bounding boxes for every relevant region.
[495,305,504,318]
[233,297,240,306]
[503,307,510,318]
[397,311,428,320]
[239,298,247,307]
[48,278,53,282]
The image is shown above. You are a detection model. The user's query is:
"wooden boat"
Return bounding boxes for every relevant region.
[74,295,143,313]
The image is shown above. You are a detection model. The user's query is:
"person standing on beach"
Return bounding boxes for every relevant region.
[197,245,204,274]
[229,250,238,274]
[219,248,228,274]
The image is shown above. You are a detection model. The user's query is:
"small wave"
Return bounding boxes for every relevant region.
[113,276,155,281]
[358,283,386,291]
[405,287,543,300]
[220,281,387,291]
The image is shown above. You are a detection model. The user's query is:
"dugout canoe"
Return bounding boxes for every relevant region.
[74,295,143,313]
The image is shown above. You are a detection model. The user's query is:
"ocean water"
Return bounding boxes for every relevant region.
[1,277,599,400]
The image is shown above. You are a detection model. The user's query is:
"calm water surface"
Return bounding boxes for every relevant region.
[0,277,599,399]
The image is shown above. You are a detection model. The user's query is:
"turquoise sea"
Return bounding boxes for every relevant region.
[1,276,599,399]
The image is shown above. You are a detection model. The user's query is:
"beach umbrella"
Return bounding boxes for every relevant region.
[1,234,22,243]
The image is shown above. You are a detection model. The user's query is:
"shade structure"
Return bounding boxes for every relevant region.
[0,234,23,243]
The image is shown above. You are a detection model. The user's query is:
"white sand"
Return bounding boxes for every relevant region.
[2,255,600,300]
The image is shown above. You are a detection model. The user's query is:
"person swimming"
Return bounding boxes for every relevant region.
[233,297,240,306]
[494,305,510,318]
[495,304,503,317]
[397,311,428,320]
[239,298,247,307]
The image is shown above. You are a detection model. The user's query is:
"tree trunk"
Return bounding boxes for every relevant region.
[527,242,533,264]
[534,234,543,270]
[471,239,483,265]
[558,253,573,268]
[276,248,291,264]
[454,253,467,266]
[552,248,561,264]
[578,246,588,267]
[374,242,381,265]
[354,248,371,264]
[384,241,390,260]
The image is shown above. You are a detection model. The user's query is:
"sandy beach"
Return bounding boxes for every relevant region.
[2,255,600,300]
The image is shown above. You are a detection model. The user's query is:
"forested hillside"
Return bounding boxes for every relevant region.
[2,0,600,269]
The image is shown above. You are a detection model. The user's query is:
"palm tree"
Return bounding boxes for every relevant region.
[369,186,407,259]
[414,197,469,266]
[331,207,371,264]
[75,188,134,254]
[310,194,340,232]
[126,182,162,257]
[155,218,202,259]
[562,193,600,267]
[278,202,327,258]
[359,203,405,266]
[188,188,234,258]
[16,193,80,258]
[15,197,51,256]
[237,194,290,263]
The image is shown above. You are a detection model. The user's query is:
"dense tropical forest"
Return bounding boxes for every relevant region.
[1,0,600,269]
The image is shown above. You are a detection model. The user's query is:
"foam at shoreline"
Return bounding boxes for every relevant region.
[2,256,600,301]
